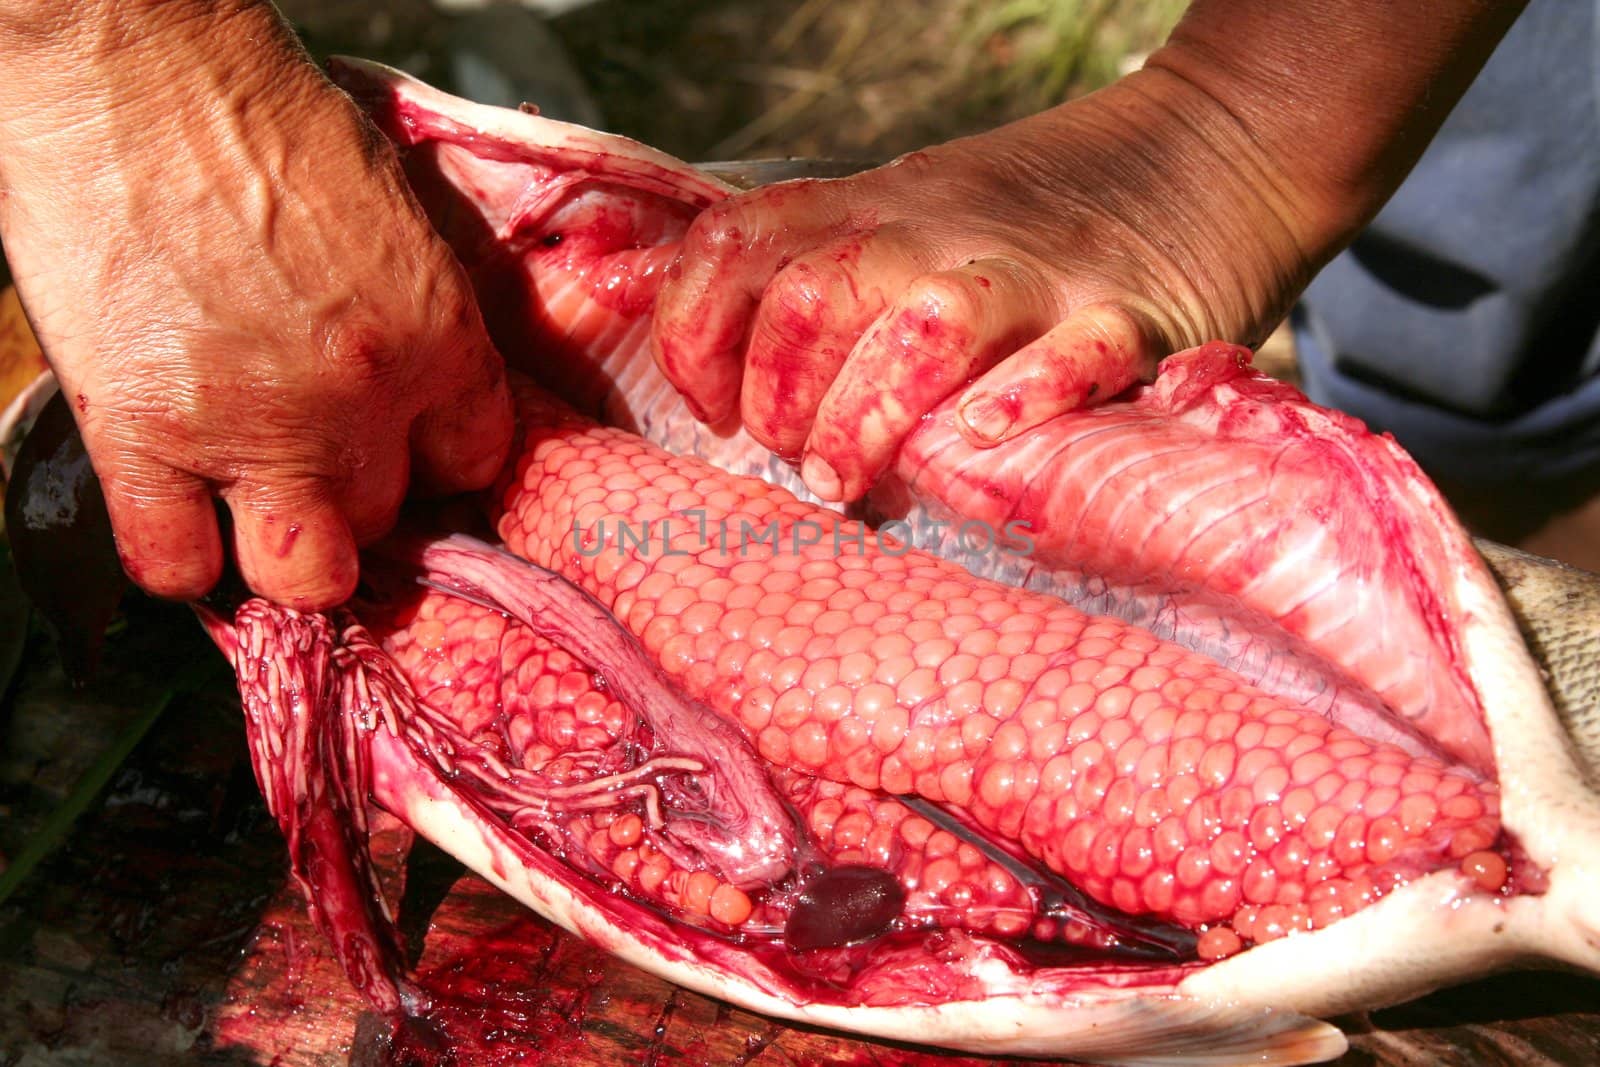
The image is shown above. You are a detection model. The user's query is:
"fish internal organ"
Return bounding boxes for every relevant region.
[199,58,1600,1062]
[350,373,1508,972]
[462,383,1504,954]
[323,58,1508,955]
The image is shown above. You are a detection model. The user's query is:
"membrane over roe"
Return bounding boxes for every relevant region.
[430,382,1505,958]
[311,58,1522,964]
[172,60,1600,1063]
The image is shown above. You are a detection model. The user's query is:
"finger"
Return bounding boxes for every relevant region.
[226,483,359,611]
[651,183,853,425]
[954,303,1163,447]
[410,333,516,495]
[98,461,224,601]
[337,443,410,547]
[740,234,923,460]
[801,259,1056,502]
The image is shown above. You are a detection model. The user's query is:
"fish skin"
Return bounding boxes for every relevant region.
[202,57,1600,1064]
[488,380,1498,939]
[370,716,1349,1065]
[334,58,1494,779]
[204,534,1349,1065]
[1187,554,1600,1017]
[1475,538,1600,785]
[376,534,1346,1064]
[326,53,1600,1035]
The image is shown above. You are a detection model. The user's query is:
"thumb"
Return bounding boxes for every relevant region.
[953,303,1165,447]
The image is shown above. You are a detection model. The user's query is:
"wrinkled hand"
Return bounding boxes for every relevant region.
[650,74,1314,503]
[0,3,513,609]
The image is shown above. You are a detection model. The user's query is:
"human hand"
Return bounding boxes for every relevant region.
[0,1,513,610]
[650,0,1523,504]
[650,78,1308,503]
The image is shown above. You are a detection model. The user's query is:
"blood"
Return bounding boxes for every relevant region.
[784,865,906,950]
[382,914,601,1066]
[181,60,1533,1056]
[982,388,1022,423]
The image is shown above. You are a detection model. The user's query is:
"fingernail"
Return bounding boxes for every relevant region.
[801,453,842,501]
[959,394,1017,444]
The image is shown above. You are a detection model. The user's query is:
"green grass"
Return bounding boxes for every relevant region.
[276,0,1190,162]
[0,663,212,907]
[547,0,1190,161]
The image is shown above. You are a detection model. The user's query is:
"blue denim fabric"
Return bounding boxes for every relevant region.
[1294,0,1600,494]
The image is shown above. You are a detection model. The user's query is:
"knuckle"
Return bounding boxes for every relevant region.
[1084,303,1144,347]
[885,275,983,355]
[99,458,204,514]
[314,317,422,403]
[318,317,393,377]
[909,272,984,326]
[430,285,489,349]
[884,149,938,183]
[686,201,751,260]
[1034,336,1084,379]
[1064,304,1161,381]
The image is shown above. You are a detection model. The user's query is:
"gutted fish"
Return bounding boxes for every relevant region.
[22,59,1597,1066]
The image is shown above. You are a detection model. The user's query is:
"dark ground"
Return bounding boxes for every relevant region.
[4,3,1600,1065]
[3,595,1599,1065]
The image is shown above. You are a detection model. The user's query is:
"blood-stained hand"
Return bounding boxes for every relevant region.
[0,1,513,610]
[650,0,1523,503]
[651,81,1308,504]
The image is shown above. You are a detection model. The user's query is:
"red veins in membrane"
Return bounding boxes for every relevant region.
[382,383,1507,956]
